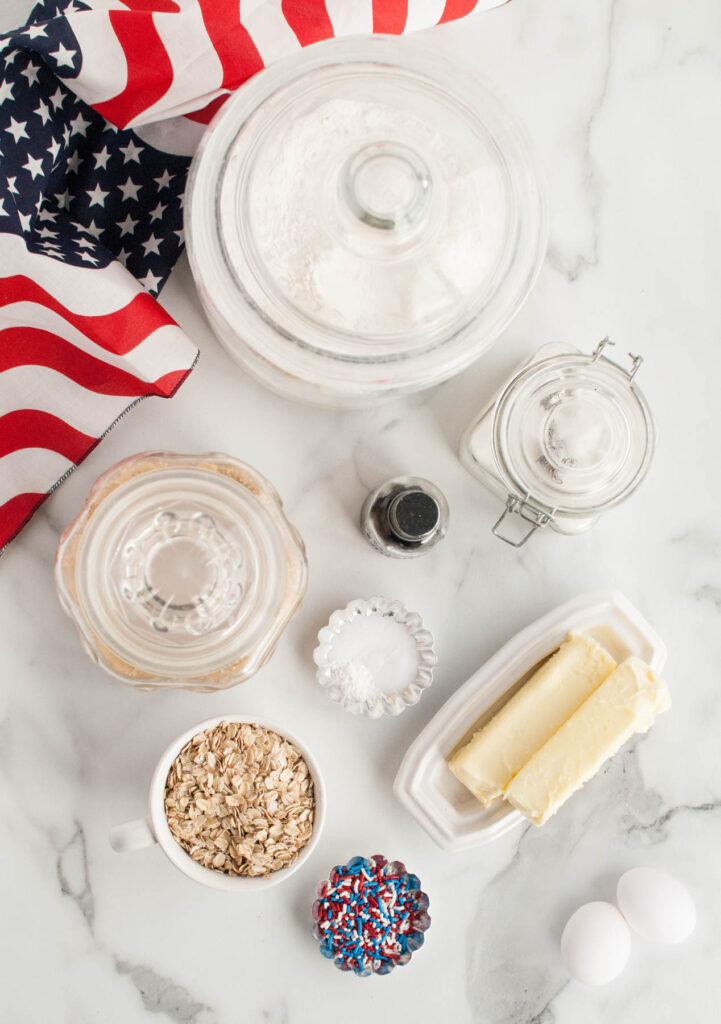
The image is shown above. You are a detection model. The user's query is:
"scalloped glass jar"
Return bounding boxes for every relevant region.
[186,36,547,407]
[55,452,307,691]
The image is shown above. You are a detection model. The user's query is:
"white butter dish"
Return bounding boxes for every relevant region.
[392,591,666,851]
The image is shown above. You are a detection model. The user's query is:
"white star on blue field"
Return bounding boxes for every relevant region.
[0,0,189,295]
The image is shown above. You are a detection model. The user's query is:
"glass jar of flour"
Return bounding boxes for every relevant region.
[460,340,656,545]
[186,36,547,407]
[55,452,307,690]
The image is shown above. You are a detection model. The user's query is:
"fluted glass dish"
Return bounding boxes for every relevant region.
[312,855,431,975]
[313,597,436,718]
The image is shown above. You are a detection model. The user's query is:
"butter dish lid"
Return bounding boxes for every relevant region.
[187,36,547,400]
[55,452,307,690]
[492,340,655,516]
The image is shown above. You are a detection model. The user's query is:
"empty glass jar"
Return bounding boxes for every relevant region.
[55,452,307,690]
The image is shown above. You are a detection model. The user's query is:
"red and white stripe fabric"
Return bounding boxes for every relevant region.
[0,235,196,548]
[0,0,506,553]
[66,0,509,130]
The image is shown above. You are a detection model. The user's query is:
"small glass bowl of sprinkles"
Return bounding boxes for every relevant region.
[312,854,431,976]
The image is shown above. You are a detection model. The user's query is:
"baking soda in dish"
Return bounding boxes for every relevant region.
[329,662,378,702]
[314,597,436,718]
[327,613,420,697]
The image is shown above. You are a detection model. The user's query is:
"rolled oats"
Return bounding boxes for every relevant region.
[164,721,315,877]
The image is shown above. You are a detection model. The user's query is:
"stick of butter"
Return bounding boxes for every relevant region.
[505,657,671,826]
[448,632,616,804]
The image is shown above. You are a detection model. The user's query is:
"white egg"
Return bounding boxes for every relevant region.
[616,866,696,944]
[561,901,631,986]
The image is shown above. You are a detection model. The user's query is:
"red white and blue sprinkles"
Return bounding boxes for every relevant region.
[312,855,431,976]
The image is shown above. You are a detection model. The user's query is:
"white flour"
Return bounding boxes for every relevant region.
[246,97,502,338]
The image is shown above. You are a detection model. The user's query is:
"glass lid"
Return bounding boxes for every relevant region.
[186,36,548,400]
[55,453,307,688]
[492,341,655,516]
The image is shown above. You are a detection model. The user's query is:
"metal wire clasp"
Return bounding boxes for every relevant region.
[492,495,554,547]
[591,337,644,382]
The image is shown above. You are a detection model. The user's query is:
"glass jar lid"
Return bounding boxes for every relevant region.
[492,341,655,516]
[55,453,307,690]
[186,36,547,403]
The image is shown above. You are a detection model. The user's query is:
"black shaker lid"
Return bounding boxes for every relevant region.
[388,489,440,542]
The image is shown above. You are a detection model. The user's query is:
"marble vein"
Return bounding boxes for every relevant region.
[113,961,216,1024]
[691,584,721,612]
[51,816,220,1022]
[626,797,721,843]
[56,819,95,929]
[546,0,620,282]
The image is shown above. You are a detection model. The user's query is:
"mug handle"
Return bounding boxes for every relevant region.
[110,816,156,853]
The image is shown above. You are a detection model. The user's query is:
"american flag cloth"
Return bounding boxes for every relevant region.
[0,0,507,554]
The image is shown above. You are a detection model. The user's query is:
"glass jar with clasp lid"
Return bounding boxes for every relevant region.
[460,339,656,546]
[55,452,307,690]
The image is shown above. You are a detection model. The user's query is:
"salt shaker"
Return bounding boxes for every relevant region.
[360,477,449,558]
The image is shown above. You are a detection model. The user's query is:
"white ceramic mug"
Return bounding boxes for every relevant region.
[110,714,326,892]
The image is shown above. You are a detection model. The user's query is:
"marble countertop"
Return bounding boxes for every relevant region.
[2,1,720,1022]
